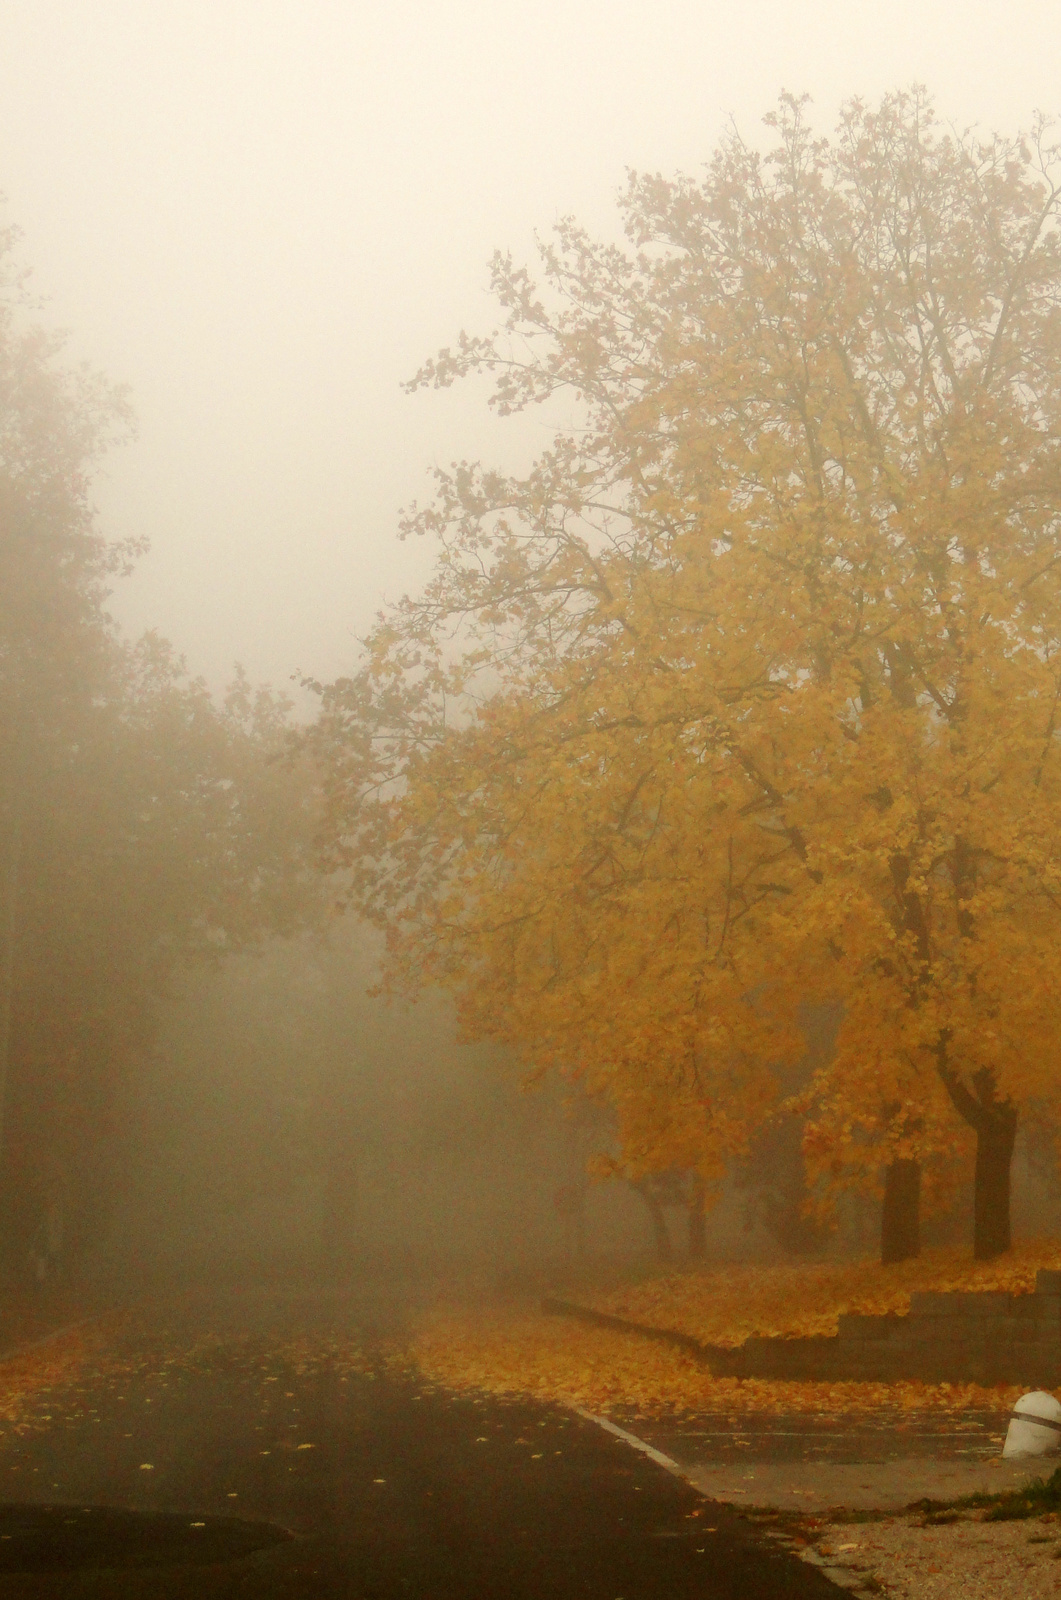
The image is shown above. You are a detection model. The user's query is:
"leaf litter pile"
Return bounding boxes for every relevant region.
[410,1244,1061,1419]
[0,1326,97,1433]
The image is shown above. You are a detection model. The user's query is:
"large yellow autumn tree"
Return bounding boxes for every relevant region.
[312,91,1061,1262]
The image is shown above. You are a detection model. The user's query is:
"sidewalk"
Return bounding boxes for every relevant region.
[604,1409,1061,1594]
[623,1410,1046,1511]
[680,1456,1045,1511]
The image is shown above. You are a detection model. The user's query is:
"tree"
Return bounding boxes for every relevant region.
[0,220,320,1277]
[311,90,1061,1261]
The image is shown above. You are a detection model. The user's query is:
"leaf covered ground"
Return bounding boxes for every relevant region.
[0,1326,98,1433]
[411,1299,1025,1417]
[0,1256,1054,1430]
[409,1245,1061,1418]
[582,1243,1061,1345]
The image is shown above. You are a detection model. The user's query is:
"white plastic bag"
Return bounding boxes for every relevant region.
[1002,1391,1061,1459]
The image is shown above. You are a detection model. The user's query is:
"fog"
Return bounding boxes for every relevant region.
[2,1,1060,693]
[70,932,1061,1288]
[5,3,1061,1294]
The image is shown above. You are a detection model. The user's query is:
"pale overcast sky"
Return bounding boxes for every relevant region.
[1,1,1059,695]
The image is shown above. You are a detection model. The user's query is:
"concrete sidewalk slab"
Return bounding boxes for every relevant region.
[681,1455,1048,1510]
[603,1411,1060,1510]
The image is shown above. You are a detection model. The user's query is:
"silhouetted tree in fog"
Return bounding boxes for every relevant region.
[0,221,320,1282]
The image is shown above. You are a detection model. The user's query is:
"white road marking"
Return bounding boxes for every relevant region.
[571,1406,867,1590]
[571,1409,686,1477]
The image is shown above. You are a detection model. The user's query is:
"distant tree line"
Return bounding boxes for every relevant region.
[125,924,634,1282]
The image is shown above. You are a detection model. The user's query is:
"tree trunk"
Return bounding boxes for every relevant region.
[973,1103,1018,1260]
[937,1052,1018,1261]
[687,1175,706,1261]
[880,1158,920,1264]
[632,1181,673,1263]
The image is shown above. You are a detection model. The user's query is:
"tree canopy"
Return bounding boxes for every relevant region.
[311,90,1061,1260]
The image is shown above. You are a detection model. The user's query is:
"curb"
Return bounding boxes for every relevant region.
[570,1404,864,1591]
[541,1296,736,1374]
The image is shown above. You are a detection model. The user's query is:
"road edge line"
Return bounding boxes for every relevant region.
[570,1406,864,1590]
[570,1406,687,1476]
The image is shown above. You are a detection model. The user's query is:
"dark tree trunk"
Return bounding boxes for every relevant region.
[880,1158,920,1264]
[937,1052,1018,1261]
[687,1176,706,1261]
[973,1103,1018,1260]
[735,1110,830,1258]
[632,1181,673,1263]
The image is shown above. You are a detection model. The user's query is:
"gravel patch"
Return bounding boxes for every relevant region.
[796,1510,1061,1597]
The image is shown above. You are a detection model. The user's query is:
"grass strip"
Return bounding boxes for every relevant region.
[905,1461,1061,1523]
[744,1463,1061,1530]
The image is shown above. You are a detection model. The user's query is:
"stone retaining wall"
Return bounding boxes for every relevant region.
[544,1269,1061,1386]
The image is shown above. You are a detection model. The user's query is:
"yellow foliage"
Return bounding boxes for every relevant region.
[311,90,1061,1227]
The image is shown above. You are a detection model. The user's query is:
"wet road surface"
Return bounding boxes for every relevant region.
[0,1287,842,1598]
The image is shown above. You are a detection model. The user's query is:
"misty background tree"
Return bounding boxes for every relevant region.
[0,224,319,1283]
[0,214,694,1289]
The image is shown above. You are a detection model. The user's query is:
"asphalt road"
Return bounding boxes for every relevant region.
[0,1286,844,1599]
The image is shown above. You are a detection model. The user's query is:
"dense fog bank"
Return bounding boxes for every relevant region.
[95,925,650,1285]
[70,922,1061,1291]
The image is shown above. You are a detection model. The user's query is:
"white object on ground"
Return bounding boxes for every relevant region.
[1002,1391,1061,1459]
